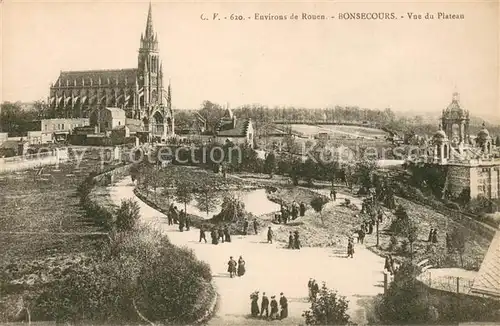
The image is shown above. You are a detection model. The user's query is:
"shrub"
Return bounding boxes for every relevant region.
[310,196,329,225]
[302,282,350,325]
[387,235,398,251]
[115,199,140,232]
[375,261,437,324]
[32,228,213,324]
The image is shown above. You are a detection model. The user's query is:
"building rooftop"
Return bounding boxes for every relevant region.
[216,118,251,137]
[53,69,138,88]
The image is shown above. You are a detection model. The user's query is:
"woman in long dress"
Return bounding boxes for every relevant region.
[250,291,260,317]
[270,296,279,320]
[237,256,246,277]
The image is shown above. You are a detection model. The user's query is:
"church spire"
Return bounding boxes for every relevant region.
[145,2,154,40]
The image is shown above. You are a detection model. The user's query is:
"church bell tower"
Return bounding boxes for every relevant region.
[136,2,173,137]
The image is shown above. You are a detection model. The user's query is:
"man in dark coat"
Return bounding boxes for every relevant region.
[224,225,231,242]
[267,227,273,244]
[288,232,294,249]
[299,202,306,216]
[227,256,237,278]
[243,219,249,235]
[357,228,365,244]
[185,214,191,231]
[253,218,258,234]
[199,226,207,243]
[293,231,301,249]
[311,280,319,301]
[211,229,219,245]
[260,292,269,318]
[279,292,288,319]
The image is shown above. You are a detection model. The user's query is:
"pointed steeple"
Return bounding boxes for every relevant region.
[145,1,154,39]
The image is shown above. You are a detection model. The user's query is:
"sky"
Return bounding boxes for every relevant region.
[1,0,499,121]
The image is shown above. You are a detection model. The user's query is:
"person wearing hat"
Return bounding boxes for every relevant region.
[237,256,246,277]
[250,291,260,317]
[279,292,288,319]
[260,292,269,319]
[270,295,279,320]
[227,256,237,278]
[267,226,274,244]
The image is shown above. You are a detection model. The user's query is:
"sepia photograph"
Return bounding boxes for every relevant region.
[0,0,499,325]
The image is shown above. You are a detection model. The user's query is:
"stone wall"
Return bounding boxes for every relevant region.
[0,148,69,174]
[447,165,470,198]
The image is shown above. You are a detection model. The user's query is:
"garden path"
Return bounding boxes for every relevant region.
[110,178,385,325]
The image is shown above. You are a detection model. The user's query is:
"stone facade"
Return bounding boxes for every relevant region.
[447,165,471,198]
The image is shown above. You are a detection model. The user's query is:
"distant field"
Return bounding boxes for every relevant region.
[289,124,388,139]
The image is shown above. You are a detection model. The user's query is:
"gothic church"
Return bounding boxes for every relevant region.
[48,3,174,137]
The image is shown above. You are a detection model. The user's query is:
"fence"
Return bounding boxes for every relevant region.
[417,269,476,296]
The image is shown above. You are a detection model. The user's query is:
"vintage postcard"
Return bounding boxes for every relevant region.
[0,0,499,325]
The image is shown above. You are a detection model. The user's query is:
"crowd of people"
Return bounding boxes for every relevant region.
[167,204,191,231]
[250,291,288,320]
[273,201,307,224]
[227,256,246,278]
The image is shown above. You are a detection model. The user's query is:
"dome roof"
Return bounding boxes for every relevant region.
[443,92,467,119]
[433,129,447,139]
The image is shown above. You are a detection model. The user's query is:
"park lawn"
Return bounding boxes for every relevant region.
[0,157,106,322]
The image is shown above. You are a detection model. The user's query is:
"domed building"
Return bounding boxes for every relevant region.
[426,92,500,201]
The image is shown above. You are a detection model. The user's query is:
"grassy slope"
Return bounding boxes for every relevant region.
[0,153,107,321]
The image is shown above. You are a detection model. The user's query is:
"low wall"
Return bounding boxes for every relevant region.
[0,148,69,174]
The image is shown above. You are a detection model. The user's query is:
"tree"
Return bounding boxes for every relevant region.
[402,217,419,261]
[496,135,500,146]
[310,196,328,225]
[213,194,246,222]
[375,261,437,324]
[175,180,194,214]
[115,199,141,232]
[302,282,350,325]
[449,228,466,267]
[264,152,276,178]
[194,185,221,217]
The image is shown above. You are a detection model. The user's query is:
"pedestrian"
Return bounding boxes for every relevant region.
[307,278,313,301]
[299,202,306,216]
[224,225,231,242]
[368,221,373,235]
[270,296,279,320]
[250,291,260,317]
[331,189,337,201]
[211,229,219,245]
[288,231,294,249]
[291,206,298,220]
[173,206,179,224]
[219,226,225,243]
[311,280,319,301]
[178,210,185,232]
[237,256,246,277]
[199,226,207,243]
[279,292,288,319]
[384,255,394,275]
[428,228,434,242]
[227,256,237,278]
[347,238,354,258]
[267,226,273,244]
[293,231,301,249]
[253,218,258,234]
[185,214,191,231]
[260,292,269,318]
[357,228,365,244]
[243,219,249,235]
[432,229,438,243]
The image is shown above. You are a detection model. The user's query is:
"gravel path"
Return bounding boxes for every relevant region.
[110,178,385,325]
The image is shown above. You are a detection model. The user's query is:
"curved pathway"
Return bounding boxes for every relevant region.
[110,178,385,325]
